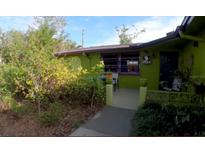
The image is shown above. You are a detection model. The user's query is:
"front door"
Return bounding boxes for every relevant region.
[160,52,178,88]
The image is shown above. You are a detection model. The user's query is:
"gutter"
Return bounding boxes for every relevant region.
[130,30,179,49]
[178,30,205,42]
[181,16,195,31]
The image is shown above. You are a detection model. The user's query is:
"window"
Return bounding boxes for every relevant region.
[103,54,118,72]
[121,53,139,73]
[102,53,139,74]
[127,60,139,72]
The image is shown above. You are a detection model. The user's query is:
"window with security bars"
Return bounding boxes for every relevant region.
[103,54,118,72]
[102,53,139,74]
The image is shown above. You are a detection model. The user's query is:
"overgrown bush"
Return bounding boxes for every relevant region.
[0,17,105,116]
[132,101,205,136]
[0,57,105,110]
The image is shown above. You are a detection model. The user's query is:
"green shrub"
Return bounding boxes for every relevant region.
[48,102,63,116]
[1,93,15,105]
[0,92,34,115]
[132,101,205,136]
[39,112,59,126]
[39,102,63,126]
[0,17,105,115]
[0,58,105,110]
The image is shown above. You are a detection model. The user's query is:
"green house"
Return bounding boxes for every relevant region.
[55,16,205,91]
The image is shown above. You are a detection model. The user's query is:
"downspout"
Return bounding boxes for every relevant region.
[178,30,205,42]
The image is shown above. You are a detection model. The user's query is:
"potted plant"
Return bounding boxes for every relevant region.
[104,70,112,84]
[191,76,205,95]
[106,72,112,81]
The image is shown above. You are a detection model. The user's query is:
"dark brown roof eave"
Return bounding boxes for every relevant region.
[55,16,193,57]
[54,44,132,57]
[55,33,180,57]
[130,30,180,49]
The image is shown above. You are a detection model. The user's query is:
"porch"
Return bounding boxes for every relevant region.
[112,88,139,110]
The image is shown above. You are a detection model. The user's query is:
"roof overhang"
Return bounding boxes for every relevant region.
[130,30,180,49]
[55,16,205,57]
[180,16,205,35]
[55,44,140,57]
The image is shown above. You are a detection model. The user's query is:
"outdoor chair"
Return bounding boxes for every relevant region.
[160,77,182,92]
[112,73,119,91]
[172,77,182,92]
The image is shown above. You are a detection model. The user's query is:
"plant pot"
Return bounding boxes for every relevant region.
[106,73,112,80]
[140,78,148,87]
[106,78,112,84]
[195,84,205,95]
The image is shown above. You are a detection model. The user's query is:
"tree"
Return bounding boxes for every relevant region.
[0,17,79,64]
[0,16,81,114]
[115,25,145,44]
[0,30,27,63]
[27,16,78,53]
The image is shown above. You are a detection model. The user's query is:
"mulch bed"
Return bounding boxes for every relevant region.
[0,102,104,137]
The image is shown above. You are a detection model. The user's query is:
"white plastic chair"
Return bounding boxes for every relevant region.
[112,73,119,91]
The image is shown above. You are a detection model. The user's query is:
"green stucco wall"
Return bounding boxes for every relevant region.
[79,53,101,70]
[139,49,160,90]
[180,30,205,78]
[118,49,161,90]
[119,75,140,89]
[67,53,102,70]
[68,51,161,90]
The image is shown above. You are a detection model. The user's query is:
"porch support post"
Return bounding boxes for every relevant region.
[139,86,147,105]
[106,84,113,105]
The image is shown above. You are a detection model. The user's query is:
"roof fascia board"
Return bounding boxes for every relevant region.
[179,30,205,42]
[181,16,195,31]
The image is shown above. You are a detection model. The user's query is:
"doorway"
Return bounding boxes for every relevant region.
[160,52,179,88]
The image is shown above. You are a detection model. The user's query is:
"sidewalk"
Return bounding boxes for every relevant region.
[70,89,138,137]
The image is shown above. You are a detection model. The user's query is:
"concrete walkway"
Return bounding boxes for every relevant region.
[70,88,139,137]
[112,88,139,110]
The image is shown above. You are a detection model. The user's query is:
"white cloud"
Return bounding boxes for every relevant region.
[91,32,119,46]
[92,16,184,46]
[133,16,184,43]
[0,16,34,32]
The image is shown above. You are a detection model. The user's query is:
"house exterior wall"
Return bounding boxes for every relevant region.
[119,75,140,89]
[79,53,102,70]
[66,53,101,70]
[79,53,142,89]
[179,30,205,78]
[69,51,161,90]
[139,49,160,90]
[138,28,205,91]
[67,46,201,91]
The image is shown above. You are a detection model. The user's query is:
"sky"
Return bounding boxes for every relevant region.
[0,16,184,47]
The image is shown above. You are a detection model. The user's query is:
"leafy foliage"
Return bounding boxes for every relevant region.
[0,17,105,116]
[132,101,205,136]
[115,25,145,44]
[39,102,63,125]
